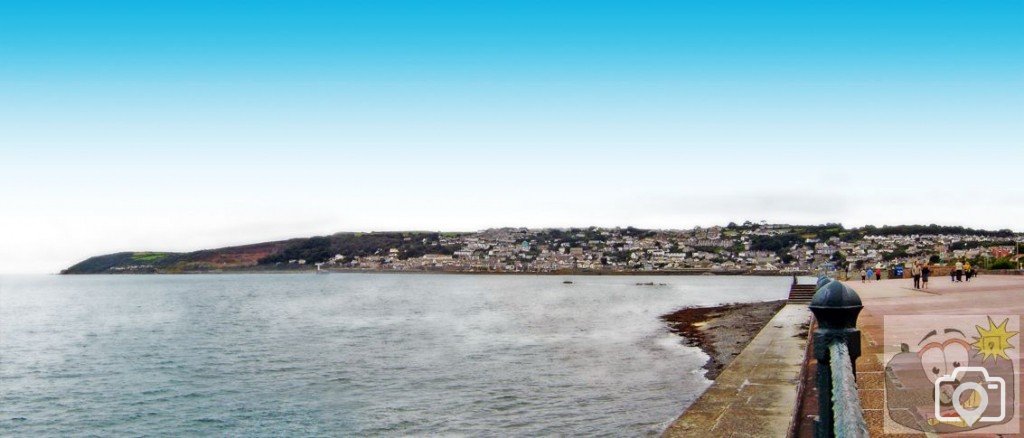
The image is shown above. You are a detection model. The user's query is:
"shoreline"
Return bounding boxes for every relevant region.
[661,300,788,379]
[61,268,810,276]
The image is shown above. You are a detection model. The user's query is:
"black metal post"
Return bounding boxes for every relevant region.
[809,279,863,438]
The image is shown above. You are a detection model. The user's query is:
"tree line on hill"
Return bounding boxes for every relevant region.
[257,232,463,265]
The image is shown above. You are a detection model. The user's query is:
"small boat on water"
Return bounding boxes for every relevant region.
[562,280,573,284]
[315,263,330,275]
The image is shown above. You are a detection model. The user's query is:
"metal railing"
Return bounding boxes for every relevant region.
[809,278,870,438]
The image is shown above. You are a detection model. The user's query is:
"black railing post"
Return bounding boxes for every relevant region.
[809,278,864,438]
[816,276,831,290]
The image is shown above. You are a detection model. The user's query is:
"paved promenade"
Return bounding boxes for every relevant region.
[844,275,1024,437]
[664,276,1022,437]
[663,304,811,437]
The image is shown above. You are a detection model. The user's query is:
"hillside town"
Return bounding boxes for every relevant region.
[310,223,1022,274]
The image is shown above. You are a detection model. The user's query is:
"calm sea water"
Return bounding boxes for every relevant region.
[0,273,789,436]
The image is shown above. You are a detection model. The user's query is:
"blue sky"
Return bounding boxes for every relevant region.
[1,1,1022,273]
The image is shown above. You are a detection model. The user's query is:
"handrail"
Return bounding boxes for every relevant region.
[809,277,869,437]
[828,342,869,437]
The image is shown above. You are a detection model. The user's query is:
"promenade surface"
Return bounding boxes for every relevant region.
[663,276,1022,437]
[844,275,1024,437]
[662,304,811,437]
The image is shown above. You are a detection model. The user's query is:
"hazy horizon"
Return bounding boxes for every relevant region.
[3,1,1022,274]
[7,219,1024,275]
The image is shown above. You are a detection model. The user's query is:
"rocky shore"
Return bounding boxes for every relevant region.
[661,300,787,379]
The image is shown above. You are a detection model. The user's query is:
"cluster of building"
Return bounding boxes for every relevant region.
[318,225,1022,274]
[842,234,1018,269]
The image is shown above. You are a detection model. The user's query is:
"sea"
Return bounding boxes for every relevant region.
[0,273,790,436]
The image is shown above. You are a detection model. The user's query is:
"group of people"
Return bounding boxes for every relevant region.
[910,262,931,289]
[860,260,978,290]
[950,260,976,282]
[861,266,884,282]
[908,260,977,289]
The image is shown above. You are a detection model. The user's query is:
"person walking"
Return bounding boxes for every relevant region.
[866,267,874,282]
[921,263,931,290]
[950,265,957,282]
[912,262,922,289]
[964,261,973,281]
[955,260,964,282]
[875,264,883,281]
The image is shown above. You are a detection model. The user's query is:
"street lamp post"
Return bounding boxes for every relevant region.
[1011,237,1021,270]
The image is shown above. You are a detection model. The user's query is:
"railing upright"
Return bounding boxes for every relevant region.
[809,277,869,438]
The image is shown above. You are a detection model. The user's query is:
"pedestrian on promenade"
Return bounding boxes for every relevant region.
[955,260,964,282]
[912,262,922,289]
[866,267,874,282]
[964,261,973,281]
[921,263,930,289]
[875,265,882,281]
[950,265,957,282]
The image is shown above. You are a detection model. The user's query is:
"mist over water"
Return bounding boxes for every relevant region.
[1,274,789,436]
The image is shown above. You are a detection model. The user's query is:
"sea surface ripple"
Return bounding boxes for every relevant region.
[0,273,788,436]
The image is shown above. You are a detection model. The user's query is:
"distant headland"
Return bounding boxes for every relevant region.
[61,223,1022,275]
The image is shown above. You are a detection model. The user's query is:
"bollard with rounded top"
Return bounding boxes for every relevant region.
[816,276,832,290]
[809,280,865,438]
[810,281,863,330]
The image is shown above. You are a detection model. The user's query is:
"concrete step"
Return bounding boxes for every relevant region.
[788,284,818,303]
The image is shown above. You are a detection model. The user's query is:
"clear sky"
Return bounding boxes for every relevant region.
[2,1,1022,273]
